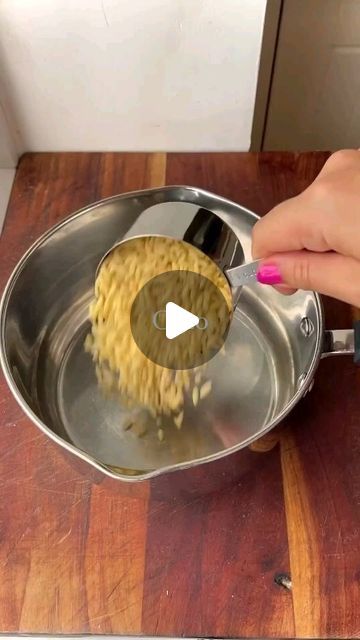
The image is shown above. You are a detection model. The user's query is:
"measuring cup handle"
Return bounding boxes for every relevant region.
[322,321,360,364]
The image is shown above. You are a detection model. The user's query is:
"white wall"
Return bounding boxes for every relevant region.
[0,0,266,152]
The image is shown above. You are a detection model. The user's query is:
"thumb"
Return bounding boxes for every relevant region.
[257,251,360,307]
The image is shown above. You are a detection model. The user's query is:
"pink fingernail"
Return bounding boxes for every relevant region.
[256,264,283,285]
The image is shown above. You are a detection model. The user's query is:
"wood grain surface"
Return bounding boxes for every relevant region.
[0,152,359,638]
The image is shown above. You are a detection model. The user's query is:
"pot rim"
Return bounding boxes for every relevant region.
[0,185,325,482]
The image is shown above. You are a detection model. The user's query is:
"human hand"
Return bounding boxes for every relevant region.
[252,150,360,306]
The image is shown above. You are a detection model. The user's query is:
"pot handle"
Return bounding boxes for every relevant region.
[322,321,360,363]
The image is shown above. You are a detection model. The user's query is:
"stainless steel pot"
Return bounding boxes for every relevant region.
[0,186,357,482]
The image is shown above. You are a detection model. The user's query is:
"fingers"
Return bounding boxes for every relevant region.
[257,251,360,307]
[272,283,297,295]
[252,196,330,258]
[252,149,360,261]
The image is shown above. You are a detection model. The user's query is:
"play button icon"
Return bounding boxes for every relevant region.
[165,302,201,340]
[130,269,232,370]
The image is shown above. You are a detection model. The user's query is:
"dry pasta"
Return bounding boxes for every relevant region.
[85,236,232,427]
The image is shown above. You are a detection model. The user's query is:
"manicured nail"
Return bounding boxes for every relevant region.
[256,264,283,285]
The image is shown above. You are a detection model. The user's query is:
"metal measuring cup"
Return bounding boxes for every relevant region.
[96,202,259,306]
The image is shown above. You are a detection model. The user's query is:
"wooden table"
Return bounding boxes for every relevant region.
[0,152,359,638]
